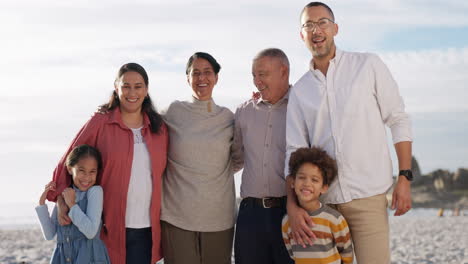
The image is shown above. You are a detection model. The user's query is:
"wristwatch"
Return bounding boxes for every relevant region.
[399,170,413,181]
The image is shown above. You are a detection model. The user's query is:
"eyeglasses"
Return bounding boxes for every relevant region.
[301,18,335,32]
[190,70,215,78]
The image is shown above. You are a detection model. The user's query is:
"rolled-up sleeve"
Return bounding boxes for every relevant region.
[371,54,413,144]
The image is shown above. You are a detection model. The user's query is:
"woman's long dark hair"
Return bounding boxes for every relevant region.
[100,63,163,134]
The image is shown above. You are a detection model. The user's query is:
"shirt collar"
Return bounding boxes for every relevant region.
[307,202,324,215]
[309,47,343,71]
[107,107,151,130]
[190,96,219,113]
[256,86,291,106]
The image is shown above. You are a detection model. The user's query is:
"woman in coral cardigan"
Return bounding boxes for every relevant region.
[47,62,168,264]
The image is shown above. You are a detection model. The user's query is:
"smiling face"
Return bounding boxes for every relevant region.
[300,5,338,60]
[115,71,148,115]
[252,56,289,104]
[294,162,329,210]
[187,58,218,101]
[67,156,98,192]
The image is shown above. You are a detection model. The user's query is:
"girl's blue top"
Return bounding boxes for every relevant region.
[35,185,110,264]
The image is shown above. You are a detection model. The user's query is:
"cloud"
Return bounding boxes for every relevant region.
[410,111,468,173]
[1,0,468,204]
[381,47,468,112]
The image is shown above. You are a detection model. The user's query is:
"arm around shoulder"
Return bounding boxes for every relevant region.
[69,186,104,239]
[285,175,317,247]
[231,106,245,173]
[285,87,310,176]
[47,114,106,202]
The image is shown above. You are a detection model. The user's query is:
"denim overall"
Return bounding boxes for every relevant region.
[50,189,111,264]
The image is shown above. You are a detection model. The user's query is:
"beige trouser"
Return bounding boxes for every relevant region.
[161,221,234,264]
[330,193,390,264]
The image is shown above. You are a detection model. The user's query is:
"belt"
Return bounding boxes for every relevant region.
[242,197,286,209]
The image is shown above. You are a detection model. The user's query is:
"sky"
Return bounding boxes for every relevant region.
[1,0,468,205]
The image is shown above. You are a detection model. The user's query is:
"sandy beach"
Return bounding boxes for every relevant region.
[389,215,468,264]
[1,211,467,264]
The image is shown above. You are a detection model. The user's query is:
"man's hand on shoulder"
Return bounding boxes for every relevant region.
[287,201,316,247]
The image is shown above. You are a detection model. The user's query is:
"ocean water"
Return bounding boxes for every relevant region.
[0,202,43,229]
[1,202,466,230]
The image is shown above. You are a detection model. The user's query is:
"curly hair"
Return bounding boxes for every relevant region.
[288,146,337,186]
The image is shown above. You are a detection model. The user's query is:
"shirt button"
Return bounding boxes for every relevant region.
[66,258,71,262]
[269,124,272,128]
[264,163,267,167]
[265,144,269,147]
[66,237,69,242]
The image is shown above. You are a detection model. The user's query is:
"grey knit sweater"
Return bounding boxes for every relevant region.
[161,97,236,232]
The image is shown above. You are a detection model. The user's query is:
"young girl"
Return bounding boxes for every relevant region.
[36,144,110,264]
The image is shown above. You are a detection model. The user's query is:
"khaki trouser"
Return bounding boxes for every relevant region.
[330,193,390,264]
[161,221,234,264]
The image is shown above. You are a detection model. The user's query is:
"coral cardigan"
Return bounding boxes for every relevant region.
[47,108,168,264]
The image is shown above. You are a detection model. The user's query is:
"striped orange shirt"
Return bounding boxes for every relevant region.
[282,204,353,264]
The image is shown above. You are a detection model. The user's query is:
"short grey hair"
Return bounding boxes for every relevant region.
[253,48,290,72]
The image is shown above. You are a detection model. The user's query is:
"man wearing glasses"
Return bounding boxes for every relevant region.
[285,2,413,263]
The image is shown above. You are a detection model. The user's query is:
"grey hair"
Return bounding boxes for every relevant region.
[253,48,290,73]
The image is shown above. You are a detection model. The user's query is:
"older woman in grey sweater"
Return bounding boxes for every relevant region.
[161,52,239,264]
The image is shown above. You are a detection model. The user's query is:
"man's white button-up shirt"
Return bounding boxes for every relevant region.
[285,49,413,204]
